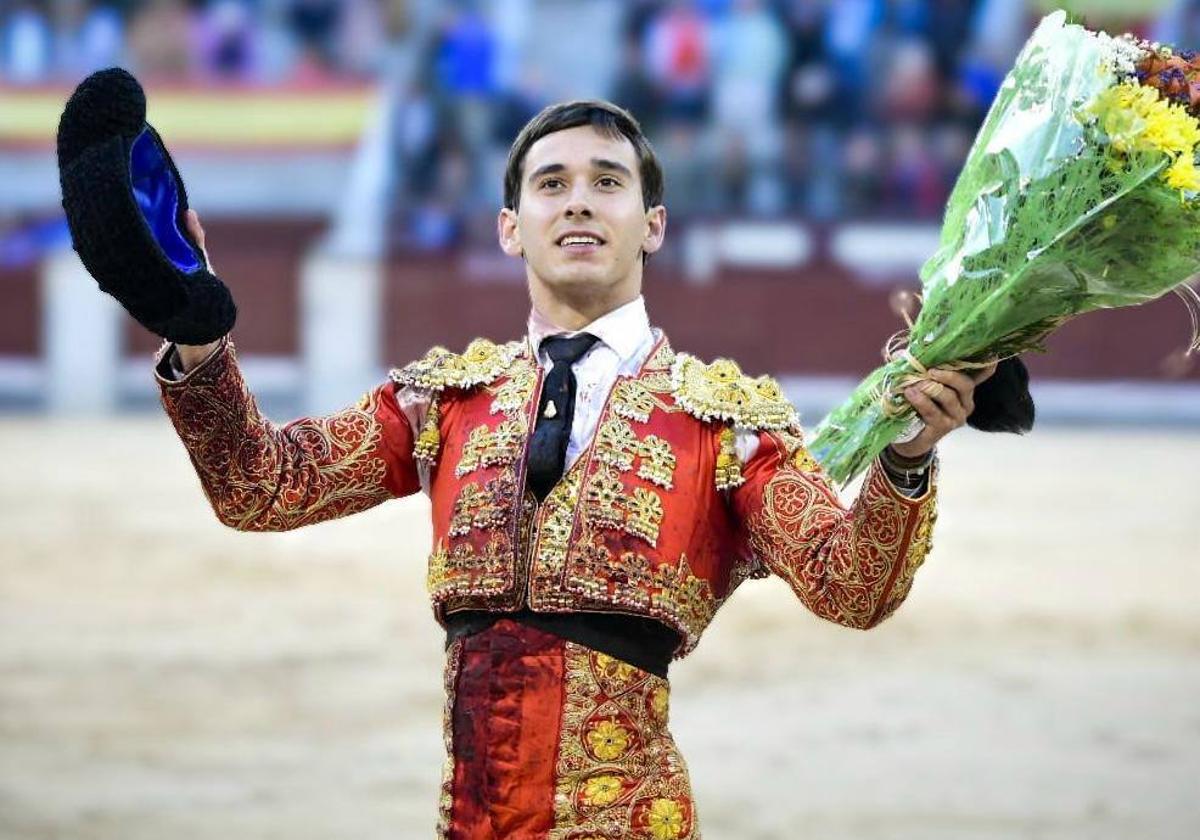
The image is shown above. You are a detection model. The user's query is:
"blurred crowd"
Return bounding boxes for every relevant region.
[5,0,1200,249]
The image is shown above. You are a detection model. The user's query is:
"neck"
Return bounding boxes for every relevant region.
[528,283,640,331]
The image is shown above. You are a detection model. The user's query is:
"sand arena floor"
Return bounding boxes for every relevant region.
[1,419,1197,840]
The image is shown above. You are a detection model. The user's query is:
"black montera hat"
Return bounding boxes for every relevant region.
[57,68,236,344]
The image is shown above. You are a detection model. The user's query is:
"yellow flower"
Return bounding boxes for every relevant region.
[581,774,624,807]
[587,719,631,760]
[643,798,686,840]
[1086,81,1200,194]
[1165,155,1200,192]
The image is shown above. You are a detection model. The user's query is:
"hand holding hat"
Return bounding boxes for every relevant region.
[57,67,236,344]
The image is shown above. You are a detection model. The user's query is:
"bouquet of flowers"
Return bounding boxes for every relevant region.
[809,10,1200,485]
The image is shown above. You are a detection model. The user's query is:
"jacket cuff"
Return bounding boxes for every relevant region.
[154,336,231,387]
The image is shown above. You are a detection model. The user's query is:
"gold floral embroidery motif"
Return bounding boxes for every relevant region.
[584,466,626,529]
[455,418,526,478]
[551,643,697,839]
[448,473,513,536]
[159,343,394,532]
[625,488,663,545]
[583,466,664,547]
[389,337,523,392]
[554,534,715,657]
[636,435,676,489]
[427,531,514,601]
[596,415,641,471]
[595,415,677,491]
[612,379,658,423]
[488,358,537,415]
[670,352,797,430]
[745,460,937,629]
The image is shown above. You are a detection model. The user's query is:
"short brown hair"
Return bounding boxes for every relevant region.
[503,100,664,212]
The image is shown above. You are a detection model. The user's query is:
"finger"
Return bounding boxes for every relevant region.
[927,367,977,398]
[910,381,966,426]
[973,361,999,384]
[185,209,205,249]
[925,369,974,418]
[185,209,213,270]
[904,387,955,431]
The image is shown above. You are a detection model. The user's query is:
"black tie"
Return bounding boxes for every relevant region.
[526,333,599,502]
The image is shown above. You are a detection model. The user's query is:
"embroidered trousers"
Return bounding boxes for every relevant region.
[437,619,699,839]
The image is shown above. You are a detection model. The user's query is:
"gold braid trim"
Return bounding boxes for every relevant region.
[388,338,524,392]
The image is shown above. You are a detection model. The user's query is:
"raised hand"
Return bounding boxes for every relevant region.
[890,362,1000,459]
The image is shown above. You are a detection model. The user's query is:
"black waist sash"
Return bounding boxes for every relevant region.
[444,608,680,678]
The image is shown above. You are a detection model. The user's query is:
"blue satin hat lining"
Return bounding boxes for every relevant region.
[129,126,202,273]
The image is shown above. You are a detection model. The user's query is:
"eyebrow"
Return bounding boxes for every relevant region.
[527,158,634,182]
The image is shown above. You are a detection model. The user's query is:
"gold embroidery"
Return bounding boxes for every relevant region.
[427,531,513,601]
[643,340,677,373]
[596,415,641,471]
[489,358,537,414]
[389,338,523,392]
[448,474,512,536]
[584,466,626,529]
[714,425,744,490]
[595,413,677,491]
[159,344,395,532]
[612,379,659,423]
[551,644,697,838]
[636,435,676,489]
[670,352,797,430]
[745,460,937,629]
[625,487,663,545]
[455,418,526,478]
[436,639,463,838]
[582,466,665,547]
[414,396,441,465]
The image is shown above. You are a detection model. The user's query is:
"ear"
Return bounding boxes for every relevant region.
[498,207,523,257]
[641,204,667,256]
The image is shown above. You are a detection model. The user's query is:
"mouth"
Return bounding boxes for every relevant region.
[556,232,606,253]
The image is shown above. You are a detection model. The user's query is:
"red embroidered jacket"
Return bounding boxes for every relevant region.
[157,333,938,659]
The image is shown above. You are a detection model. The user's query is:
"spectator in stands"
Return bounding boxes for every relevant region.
[644,0,711,124]
[1,0,53,84]
[126,0,195,81]
[196,0,258,81]
[711,0,789,214]
[54,0,125,80]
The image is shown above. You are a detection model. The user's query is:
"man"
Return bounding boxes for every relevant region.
[63,79,993,838]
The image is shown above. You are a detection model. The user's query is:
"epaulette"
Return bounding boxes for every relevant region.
[669,353,798,431]
[389,338,525,392]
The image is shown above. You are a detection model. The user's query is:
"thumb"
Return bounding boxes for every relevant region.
[185,209,213,271]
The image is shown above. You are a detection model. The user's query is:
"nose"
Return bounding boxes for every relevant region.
[564,184,593,219]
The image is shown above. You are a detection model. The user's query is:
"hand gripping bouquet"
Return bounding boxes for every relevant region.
[809,11,1200,484]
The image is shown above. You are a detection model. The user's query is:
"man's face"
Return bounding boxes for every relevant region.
[498,124,666,306]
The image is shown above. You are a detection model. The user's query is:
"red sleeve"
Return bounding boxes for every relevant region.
[156,338,420,532]
[729,425,939,629]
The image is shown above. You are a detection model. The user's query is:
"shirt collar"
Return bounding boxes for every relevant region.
[526,295,652,365]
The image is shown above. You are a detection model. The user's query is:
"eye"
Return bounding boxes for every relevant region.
[539,177,564,189]
[597,176,621,188]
